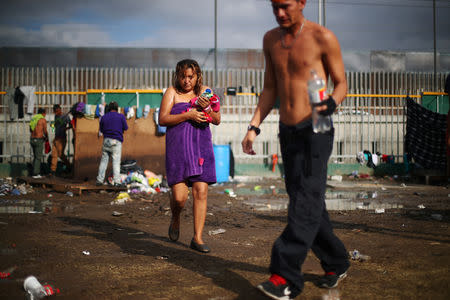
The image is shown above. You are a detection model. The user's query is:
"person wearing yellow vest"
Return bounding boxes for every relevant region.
[30,108,48,178]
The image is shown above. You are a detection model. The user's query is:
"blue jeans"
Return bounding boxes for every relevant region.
[96,138,122,184]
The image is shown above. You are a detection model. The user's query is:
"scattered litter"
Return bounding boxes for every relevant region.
[111,192,131,205]
[128,232,145,235]
[375,208,385,214]
[208,228,226,235]
[156,255,169,260]
[206,212,214,216]
[42,284,60,297]
[431,214,443,221]
[23,276,46,299]
[417,204,425,209]
[330,175,342,182]
[82,250,90,255]
[65,191,74,197]
[269,185,275,189]
[47,194,53,197]
[254,185,262,191]
[112,211,123,216]
[400,183,407,187]
[381,187,387,191]
[0,266,16,279]
[224,189,236,198]
[349,249,370,261]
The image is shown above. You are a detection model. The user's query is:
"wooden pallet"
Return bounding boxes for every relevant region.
[19,177,126,195]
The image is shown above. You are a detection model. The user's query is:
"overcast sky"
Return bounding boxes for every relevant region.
[0,0,449,52]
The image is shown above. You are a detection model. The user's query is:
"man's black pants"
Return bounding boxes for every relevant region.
[270,121,349,293]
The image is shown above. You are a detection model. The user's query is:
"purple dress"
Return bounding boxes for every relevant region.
[165,102,216,186]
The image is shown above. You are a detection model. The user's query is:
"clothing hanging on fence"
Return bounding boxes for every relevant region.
[19,86,36,115]
[14,87,25,118]
[405,97,446,170]
[5,87,18,120]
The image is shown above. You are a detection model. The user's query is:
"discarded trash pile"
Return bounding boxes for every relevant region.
[0,178,33,196]
[107,160,169,194]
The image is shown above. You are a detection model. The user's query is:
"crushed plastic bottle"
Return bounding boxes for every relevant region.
[349,249,370,261]
[24,276,47,300]
[308,69,331,133]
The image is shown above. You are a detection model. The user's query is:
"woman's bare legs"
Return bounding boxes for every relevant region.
[192,181,208,244]
[170,182,189,232]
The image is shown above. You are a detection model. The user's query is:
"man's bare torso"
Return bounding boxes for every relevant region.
[31,119,47,138]
[266,21,330,126]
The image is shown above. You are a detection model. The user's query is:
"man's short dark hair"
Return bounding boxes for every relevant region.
[37,108,46,114]
[108,101,119,111]
[53,104,61,112]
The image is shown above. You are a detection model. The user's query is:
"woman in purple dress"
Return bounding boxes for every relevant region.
[159,59,221,253]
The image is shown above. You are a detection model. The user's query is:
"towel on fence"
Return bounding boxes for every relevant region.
[165,102,216,186]
[405,97,447,170]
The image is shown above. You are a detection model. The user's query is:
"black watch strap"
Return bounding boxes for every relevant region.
[248,125,261,135]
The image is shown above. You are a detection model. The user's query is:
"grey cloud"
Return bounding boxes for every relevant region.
[0,0,449,51]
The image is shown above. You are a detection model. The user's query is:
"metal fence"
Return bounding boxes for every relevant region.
[0,67,448,167]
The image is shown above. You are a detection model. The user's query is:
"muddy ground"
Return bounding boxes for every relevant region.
[0,175,449,300]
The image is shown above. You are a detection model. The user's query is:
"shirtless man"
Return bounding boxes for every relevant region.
[30,108,49,178]
[241,1,349,298]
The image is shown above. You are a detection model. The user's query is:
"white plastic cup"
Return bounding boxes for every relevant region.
[23,276,46,300]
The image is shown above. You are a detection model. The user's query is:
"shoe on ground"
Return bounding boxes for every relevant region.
[257,274,298,300]
[189,238,210,253]
[317,271,347,288]
[95,181,104,186]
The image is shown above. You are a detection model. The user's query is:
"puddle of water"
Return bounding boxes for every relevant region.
[0,199,53,214]
[243,197,288,211]
[326,199,403,211]
[235,187,287,196]
[241,190,402,211]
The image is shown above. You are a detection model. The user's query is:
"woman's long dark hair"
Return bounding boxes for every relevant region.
[173,59,203,96]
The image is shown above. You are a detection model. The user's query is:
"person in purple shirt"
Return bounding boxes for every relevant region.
[96,101,128,186]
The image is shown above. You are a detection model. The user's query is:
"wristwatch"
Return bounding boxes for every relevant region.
[247,125,261,136]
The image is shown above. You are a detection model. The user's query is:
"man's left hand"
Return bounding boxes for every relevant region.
[314,96,337,116]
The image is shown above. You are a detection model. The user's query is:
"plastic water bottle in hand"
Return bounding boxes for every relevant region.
[308,69,331,133]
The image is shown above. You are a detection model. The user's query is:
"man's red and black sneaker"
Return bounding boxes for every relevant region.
[317,271,347,288]
[257,274,299,300]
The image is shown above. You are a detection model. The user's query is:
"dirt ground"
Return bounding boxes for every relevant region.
[0,175,449,300]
